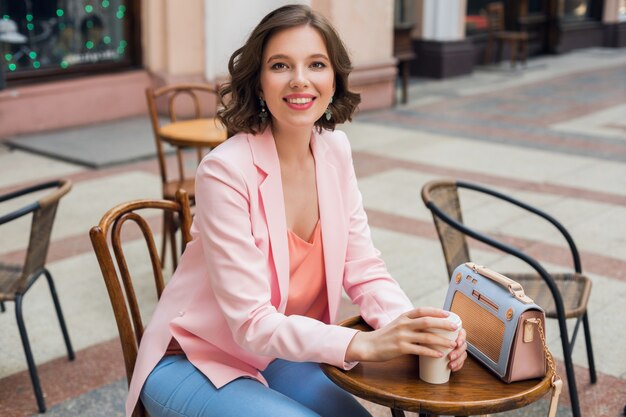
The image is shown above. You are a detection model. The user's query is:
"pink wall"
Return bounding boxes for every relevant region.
[0,71,151,139]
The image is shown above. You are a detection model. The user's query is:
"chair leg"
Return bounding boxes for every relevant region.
[1,300,5,312]
[557,315,582,417]
[43,268,75,361]
[391,408,406,417]
[484,36,494,65]
[582,313,597,384]
[15,294,46,413]
[510,40,517,67]
[569,316,582,350]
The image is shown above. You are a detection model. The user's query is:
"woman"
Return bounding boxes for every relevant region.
[129,5,467,417]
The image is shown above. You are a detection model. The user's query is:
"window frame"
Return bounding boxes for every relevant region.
[4,0,142,86]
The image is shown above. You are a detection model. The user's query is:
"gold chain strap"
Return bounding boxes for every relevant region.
[532,317,558,382]
[527,317,563,417]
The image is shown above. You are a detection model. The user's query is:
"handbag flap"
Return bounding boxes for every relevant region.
[443,263,543,378]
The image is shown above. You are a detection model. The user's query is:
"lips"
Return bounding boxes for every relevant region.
[283,94,316,110]
[286,97,313,104]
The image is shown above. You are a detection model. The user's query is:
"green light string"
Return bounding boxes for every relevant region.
[3,2,129,72]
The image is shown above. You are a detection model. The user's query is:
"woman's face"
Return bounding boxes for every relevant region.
[260,24,335,133]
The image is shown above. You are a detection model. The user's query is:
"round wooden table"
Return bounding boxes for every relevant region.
[321,316,554,417]
[159,118,228,148]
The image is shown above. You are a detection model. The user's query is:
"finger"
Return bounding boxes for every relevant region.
[411,332,457,350]
[405,307,449,320]
[450,350,468,372]
[410,316,459,332]
[403,342,444,358]
[449,340,467,361]
[455,328,467,345]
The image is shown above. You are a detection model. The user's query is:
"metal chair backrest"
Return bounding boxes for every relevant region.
[89,190,192,417]
[420,180,470,279]
[0,179,72,295]
[145,83,221,185]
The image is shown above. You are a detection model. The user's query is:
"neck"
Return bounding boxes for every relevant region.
[272,124,314,165]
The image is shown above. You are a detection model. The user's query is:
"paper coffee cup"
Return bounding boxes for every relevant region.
[419,311,462,384]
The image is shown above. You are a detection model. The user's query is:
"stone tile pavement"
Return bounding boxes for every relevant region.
[0,47,625,416]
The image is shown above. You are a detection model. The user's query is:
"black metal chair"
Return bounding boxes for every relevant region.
[421,179,597,417]
[0,179,75,412]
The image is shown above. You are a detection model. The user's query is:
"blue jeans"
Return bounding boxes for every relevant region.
[140,355,372,417]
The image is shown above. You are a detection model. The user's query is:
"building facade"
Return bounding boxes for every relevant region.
[403,0,626,78]
[0,0,396,138]
[1,0,624,137]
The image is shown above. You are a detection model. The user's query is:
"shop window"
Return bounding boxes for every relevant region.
[394,0,415,25]
[0,0,139,85]
[466,0,499,35]
[559,0,600,21]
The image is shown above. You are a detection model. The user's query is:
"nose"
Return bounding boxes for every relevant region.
[289,66,308,89]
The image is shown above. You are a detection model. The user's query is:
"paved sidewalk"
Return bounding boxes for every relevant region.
[1,47,625,417]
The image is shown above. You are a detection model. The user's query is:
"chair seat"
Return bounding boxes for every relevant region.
[163,179,196,201]
[494,31,528,41]
[506,272,591,319]
[0,263,23,300]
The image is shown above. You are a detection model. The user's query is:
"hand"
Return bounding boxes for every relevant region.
[448,328,467,372]
[345,307,459,363]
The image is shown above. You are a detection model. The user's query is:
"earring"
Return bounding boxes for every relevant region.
[259,97,268,122]
[324,96,333,121]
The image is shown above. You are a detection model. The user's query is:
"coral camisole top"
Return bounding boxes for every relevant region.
[284,220,328,322]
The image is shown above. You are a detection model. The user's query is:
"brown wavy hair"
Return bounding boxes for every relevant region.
[218,4,361,135]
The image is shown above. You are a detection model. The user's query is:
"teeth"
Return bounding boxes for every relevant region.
[287,97,313,104]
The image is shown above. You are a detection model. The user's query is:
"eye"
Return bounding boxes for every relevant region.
[311,61,327,69]
[270,62,288,70]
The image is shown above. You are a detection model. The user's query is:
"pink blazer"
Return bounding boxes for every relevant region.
[126,128,413,416]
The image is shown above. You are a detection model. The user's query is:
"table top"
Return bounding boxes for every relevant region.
[159,118,228,148]
[321,316,553,416]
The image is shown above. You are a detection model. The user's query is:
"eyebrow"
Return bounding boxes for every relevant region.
[266,53,330,63]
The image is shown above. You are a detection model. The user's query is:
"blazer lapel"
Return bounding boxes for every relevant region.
[311,132,347,322]
[249,129,290,311]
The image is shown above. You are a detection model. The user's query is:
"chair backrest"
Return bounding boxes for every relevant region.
[145,83,221,185]
[421,180,471,279]
[0,179,72,295]
[486,2,506,32]
[422,179,582,279]
[89,190,192,417]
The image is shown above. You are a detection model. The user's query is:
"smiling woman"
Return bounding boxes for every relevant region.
[125,5,468,417]
[218,5,360,135]
[259,25,335,137]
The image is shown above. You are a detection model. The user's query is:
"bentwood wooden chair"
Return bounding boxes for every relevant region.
[484,2,529,67]
[146,83,227,269]
[421,179,597,417]
[0,179,75,413]
[89,190,192,417]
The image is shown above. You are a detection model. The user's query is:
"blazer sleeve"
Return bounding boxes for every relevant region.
[337,132,415,329]
[194,152,358,368]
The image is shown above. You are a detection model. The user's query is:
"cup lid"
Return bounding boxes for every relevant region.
[446,311,462,326]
